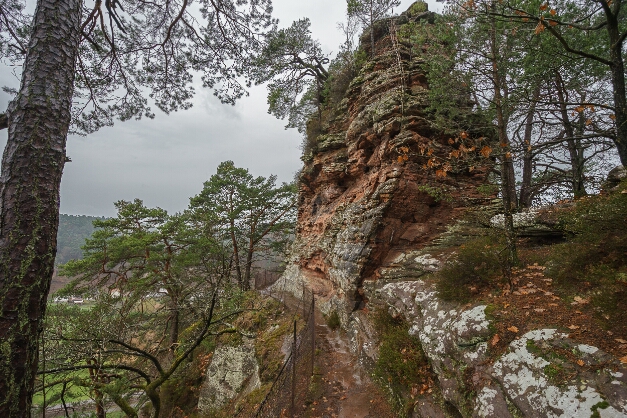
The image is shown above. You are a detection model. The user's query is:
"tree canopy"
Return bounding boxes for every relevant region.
[0,0,278,414]
[252,18,330,131]
[189,161,297,291]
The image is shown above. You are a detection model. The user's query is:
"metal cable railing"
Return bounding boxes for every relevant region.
[255,290,315,417]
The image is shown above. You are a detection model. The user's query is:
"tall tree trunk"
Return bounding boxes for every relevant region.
[489,2,518,276]
[243,239,254,291]
[519,85,541,208]
[228,193,243,288]
[369,5,375,56]
[0,0,81,415]
[554,72,587,198]
[605,5,627,166]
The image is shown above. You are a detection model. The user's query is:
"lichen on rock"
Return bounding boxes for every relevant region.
[197,343,261,413]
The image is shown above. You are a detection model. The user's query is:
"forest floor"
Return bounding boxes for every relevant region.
[472,260,627,363]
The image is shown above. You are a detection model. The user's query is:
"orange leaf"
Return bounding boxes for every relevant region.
[535,22,545,34]
[620,355,627,364]
[585,119,592,126]
[435,169,447,178]
[548,19,558,26]
[426,148,434,156]
[540,3,548,10]
[507,326,519,333]
[460,131,468,139]
[490,334,501,347]
[576,359,585,366]
[575,106,585,113]
[523,17,529,22]
[480,146,492,157]
[549,8,557,15]
[610,114,616,120]
[448,138,455,144]
[505,152,512,159]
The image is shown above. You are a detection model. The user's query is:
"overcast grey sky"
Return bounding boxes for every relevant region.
[0,0,442,217]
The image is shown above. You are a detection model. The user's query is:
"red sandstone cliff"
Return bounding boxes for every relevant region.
[279,3,496,316]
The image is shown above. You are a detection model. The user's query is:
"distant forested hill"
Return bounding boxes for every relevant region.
[56,214,104,265]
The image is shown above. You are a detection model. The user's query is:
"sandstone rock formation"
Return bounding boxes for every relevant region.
[277,2,496,320]
[377,280,627,417]
[275,2,627,417]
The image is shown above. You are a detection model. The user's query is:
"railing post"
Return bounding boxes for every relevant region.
[310,294,315,377]
[291,320,297,417]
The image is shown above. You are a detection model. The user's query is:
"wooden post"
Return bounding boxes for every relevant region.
[311,294,315,377]
[291,320,297,417]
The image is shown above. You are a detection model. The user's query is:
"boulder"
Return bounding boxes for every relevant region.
[197,343,260,414]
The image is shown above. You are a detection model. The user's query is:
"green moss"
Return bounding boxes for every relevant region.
[476,184,499,197]
[417,184,452,203]
[543,364,564,384]
[436,236,506,303]
[591,400,610,418]
[372,311,432,414]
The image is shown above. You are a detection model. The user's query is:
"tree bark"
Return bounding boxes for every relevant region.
[519,85,540,208]
[554,72,587,198]
[0,0,81,414]
[489,2,518,276]
[244,237,254,291]
[605,2,627,166]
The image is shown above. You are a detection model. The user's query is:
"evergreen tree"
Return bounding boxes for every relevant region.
[189,161,296,291]
[252,18,330,131]
[347,0,401,55]
[0,0,274,412]
[45,199,236,418]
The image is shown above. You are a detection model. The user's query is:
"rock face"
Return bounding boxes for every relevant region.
[277,2,627,417]
[275,2,496,320]
[377,281,627,417]
[197,343,261,414]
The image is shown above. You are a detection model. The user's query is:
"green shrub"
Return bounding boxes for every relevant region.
[373,310,431,415]
[436,236,506,303]
[326,310,341,330]
[543,182,627,324]
[545,181,627,284]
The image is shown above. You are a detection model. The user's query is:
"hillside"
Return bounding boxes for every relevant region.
[55,214,103,265]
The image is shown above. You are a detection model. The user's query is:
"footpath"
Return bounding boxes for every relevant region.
[302,307,394,418]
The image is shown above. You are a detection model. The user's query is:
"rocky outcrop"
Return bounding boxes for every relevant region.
[377,280,627,417]
[603,166,627,192]
[276,2,627,417]
[275,1,496,321]
[197,343,261,414]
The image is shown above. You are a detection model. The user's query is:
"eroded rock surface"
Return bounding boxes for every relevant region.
[197,343,260,413]
[273,1,496,322]
[375,280,627,417]
[276,2,627,417]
